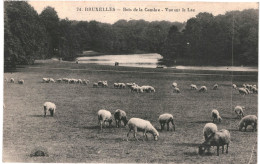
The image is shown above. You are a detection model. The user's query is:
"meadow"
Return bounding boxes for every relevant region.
[3,62,258,163]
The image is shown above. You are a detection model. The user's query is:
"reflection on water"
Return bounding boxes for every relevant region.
[77,54,258,72]
[77,53,163,68]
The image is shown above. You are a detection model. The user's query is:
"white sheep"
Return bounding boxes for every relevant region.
[158,113,175,131]
[203,123,218,140]
[232,84,237,89]
[234,106,245,119]
[172,82,177,88]
[239,115,257,132]
[212,84,218,90]
[131,86,143,93]
[18,79,24,84]
[49,78,55,83]
[118,83,126,89]
[199,86,207,92]
[62,78,69,83]
[82,79,89,85]
[173,87,180,93]
[127,118,159,141]
[77,79,83,84]
[141,85,155,93]
[10,78,15,83]
[238,88,248,95]
[43,102,56,117]
[114,83,119,88]
[56,78,62,83]
[42,78,50,83]
[114,109,128,128]
[199,129,230,156]
[252,87,258,94]
[211,109,222,123]
[97,109,113,130]
[190,84,198,90]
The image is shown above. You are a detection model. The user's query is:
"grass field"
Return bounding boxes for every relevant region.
[3,62,258,163]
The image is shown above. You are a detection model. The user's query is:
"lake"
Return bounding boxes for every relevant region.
[76,53,258,72]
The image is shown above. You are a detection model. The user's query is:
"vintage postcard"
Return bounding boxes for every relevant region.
[3,1,258,163]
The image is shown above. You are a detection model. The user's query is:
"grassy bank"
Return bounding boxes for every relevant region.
[3,62,257,163]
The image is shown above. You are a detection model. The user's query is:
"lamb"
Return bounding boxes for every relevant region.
[203,123,218,140]
[239,115,257,132]
[190,84,198,90]
[114,109,128,128]
[158,113,175,131]
[238,88,248,95]
[42,78,50,83]
[18,79,24,84]
[199,129,230,156]
[199,86,207,92]
[172,82,177,88]
[10,78,15,83]
[234,106,245,119]
[127,118,159,141]
[97,109,113,130]
[212,84,218,90]
[211,109,222,123]
[173,87,180,93]
[43,102,56,117]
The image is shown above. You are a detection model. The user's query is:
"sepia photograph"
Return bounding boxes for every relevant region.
[3,1,258,163]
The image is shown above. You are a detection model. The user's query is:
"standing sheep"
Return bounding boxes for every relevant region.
[190,84,198,90]
[212,84,218,90]
[203,123,218,140]
[158,113,175,131]
[127,118,159,141]
[232,84,237,89]
[18,79,24,84]
[98,109,113,130]
[199,86,207,92]
[10,78,15,83]
[199,129,230,156]
[114,109,128,128]
[211,109,222,123]
[238,88,248,95]
[172,82,177,88]
[239,115,257,132]
[93,83,98,88]
[43,102,56,117]
[173,87,180,93]
[234,106,245,119]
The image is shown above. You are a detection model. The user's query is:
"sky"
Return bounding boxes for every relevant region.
[28,1,259,24]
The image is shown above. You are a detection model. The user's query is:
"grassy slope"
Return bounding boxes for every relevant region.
[3,63,257,163]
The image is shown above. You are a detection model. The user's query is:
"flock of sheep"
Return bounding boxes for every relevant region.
[5,77,258,156]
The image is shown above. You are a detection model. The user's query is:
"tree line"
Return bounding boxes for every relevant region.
[4,1,258,70]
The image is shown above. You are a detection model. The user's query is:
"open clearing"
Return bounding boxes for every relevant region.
[3,62,257,163]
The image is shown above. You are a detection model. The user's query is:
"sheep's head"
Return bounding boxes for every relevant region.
[153,130,159,141]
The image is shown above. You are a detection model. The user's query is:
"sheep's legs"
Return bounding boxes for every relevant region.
[127,129,131,141]
[217,146,219,156]
[167,123,170,131]
[226,144,228,153]
[222,145,224,154]
[172,121,176,131]
[161,123,165,130]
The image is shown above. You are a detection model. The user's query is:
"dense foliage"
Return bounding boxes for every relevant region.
[4,1,258,70]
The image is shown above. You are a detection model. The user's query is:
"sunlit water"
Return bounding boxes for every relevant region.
[76,54,258,72]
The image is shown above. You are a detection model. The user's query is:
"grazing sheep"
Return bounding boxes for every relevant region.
[252,87,258,94]
[43,102,56,117]
[239,115,257,132]
[173,87,180,93]
[97,109,113,130]
[127,118,159,141]
[10,78,15,83]
[118,83,126,89]
[18,79,24,84]
[199,86,207,92]
[212,84,218,90]
[203,123,218,140]
[158,113,175,131]
[172,82,177,88]
[190,84,198,90]
[93,83,98,88]
[82,79,89,85]
[114,83,119,88]
[141,85,155,93]
[77,79,83,84]
[234,106,245,119]
[62,78,69,83]
[199,129,230,156]
[238,88,248,95]
[211,109,222,123]
[114,109,128,128]
[49,78,55,83]
[42,78,50,83]
[98,81,108,87]
[131,86,143,93]
[56,78,62,83]
[232,84,237,89]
